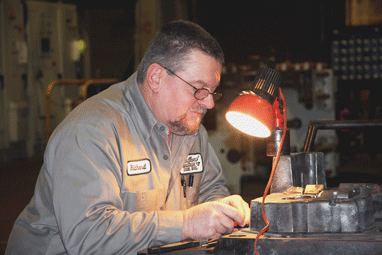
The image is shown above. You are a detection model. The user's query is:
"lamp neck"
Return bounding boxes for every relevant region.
[274,98,284,129]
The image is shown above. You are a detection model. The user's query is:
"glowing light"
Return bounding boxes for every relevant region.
[226,111,271,138]
[225,93,275,138]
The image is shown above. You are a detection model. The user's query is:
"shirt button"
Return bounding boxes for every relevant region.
[160,126,165,131]
[163,155,168,160]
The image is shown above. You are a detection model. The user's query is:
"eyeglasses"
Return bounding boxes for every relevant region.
[163,66,222,101]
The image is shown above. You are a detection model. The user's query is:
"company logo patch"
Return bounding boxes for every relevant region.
[127,159,151,175]
[180,153,203,174]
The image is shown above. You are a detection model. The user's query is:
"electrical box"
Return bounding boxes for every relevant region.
[0,0,28,159]
[26,1,80,156]
[0,0,80,160]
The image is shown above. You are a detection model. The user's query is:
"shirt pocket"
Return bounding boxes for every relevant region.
[121,188,166,213]
[186,173,201,207]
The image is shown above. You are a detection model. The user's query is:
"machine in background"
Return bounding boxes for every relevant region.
[0,0,81,160]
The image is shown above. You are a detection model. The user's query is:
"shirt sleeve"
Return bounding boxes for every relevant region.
[47,118,183,254]
[197,126,231,203]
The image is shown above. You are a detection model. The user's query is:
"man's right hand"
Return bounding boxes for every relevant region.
[181,201,245,240]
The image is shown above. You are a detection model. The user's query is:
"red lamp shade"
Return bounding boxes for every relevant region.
[226,92,275,138]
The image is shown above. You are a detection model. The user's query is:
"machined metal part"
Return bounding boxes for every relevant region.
[270,152,327,193]
[251,183,382,233]
[270,156,293,193]
[304,184,324,195]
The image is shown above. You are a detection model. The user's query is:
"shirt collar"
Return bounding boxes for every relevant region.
[124,73,159,141]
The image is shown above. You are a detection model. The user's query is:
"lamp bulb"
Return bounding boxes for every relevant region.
[226,111,272,138]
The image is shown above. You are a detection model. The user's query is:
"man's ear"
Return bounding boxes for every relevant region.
[146,63,164,93]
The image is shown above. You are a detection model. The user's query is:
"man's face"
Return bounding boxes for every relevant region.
[162,50,222,135]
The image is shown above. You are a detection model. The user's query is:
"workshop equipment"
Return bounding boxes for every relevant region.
[138,67,382,254]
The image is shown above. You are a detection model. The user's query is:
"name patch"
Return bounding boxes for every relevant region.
[180,153,203,174]
[127,159,151,175]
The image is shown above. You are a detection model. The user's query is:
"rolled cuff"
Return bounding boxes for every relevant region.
[153,210,184,246]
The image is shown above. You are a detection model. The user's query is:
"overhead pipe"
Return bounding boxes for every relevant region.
[80,79,119,101]
[303,120,382,152]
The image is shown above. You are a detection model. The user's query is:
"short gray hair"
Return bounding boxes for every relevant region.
[136,20,224,84]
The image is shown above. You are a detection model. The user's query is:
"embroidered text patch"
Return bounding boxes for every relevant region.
[180,153,203,174]
[127,159,151,175]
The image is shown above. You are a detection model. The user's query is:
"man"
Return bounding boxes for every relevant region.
[6,20,250,255]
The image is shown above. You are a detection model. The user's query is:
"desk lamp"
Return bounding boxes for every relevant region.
[226,67,283,138]
[225,67,286,255]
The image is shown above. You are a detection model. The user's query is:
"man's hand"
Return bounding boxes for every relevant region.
[216,194,250,227]
[181,195,250,240]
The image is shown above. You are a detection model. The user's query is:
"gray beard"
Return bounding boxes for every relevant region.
[168,119,198,136]
[168,111,206,136]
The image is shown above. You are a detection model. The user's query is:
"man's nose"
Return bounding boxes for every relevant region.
[200,94,215,109]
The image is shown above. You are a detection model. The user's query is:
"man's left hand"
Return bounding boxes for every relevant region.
[216,195,250,228]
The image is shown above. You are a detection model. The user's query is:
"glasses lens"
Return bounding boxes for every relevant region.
[194,89,210,100]
[195,89,222,101]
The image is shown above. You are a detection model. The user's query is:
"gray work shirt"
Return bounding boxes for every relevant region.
[6,73,229,255]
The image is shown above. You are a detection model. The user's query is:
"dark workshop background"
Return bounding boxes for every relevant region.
[2,0,382,253]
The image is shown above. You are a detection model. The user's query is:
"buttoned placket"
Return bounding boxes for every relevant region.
[155,123,198,209]
[158,125,171,160]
